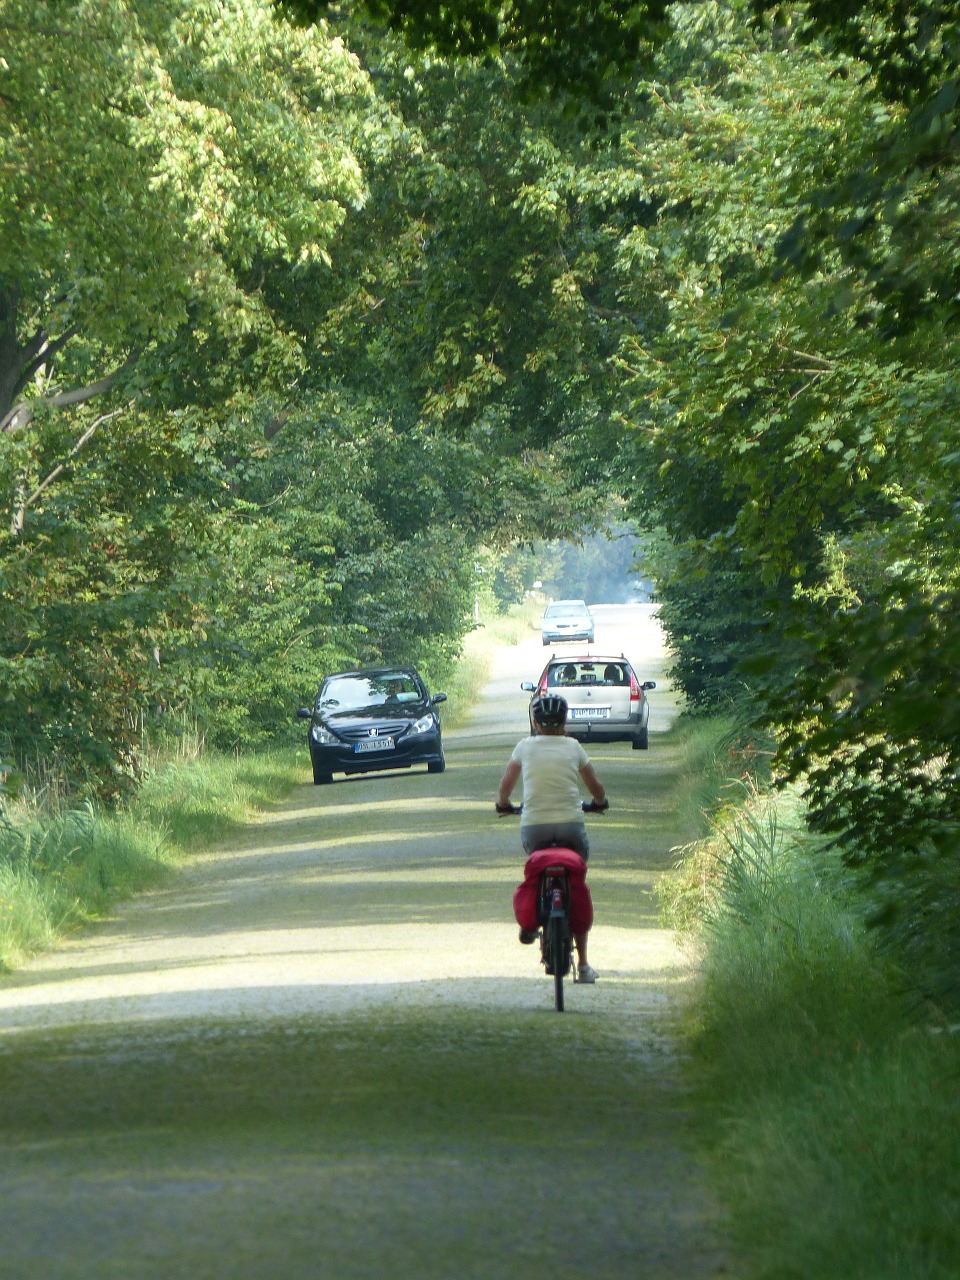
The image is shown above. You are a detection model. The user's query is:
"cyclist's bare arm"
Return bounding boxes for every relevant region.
[579,762,607,807]
[497,759,522,809]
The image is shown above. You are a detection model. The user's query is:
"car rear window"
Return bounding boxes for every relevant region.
[547,661,628,687]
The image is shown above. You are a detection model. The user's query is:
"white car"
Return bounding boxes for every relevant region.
[539,599,595,646]
[522,654,656,749]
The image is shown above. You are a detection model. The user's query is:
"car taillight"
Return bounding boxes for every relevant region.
[629,671,641,704]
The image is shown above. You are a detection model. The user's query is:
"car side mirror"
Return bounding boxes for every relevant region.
[432,692,447,705]
[520,681,535,692]
[642,681,656,690]
[296,706,315,719]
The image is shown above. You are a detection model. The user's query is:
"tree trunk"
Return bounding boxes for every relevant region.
[0,283,25,426]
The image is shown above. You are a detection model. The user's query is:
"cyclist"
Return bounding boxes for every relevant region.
[496,693,608,983]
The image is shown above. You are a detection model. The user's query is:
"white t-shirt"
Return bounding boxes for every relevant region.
[510,734,589,826]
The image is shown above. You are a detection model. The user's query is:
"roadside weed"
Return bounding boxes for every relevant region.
[673,758,960,1279]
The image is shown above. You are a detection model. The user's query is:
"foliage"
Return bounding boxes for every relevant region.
[1,0,368,423]
[1,3,629,787]
[278,0,672,103]
[751,0,960,105]
[490,520,646,605]
[639,534,778,709]
[192,25,650,737]
[606,0,960,1003]
[0,0,370,791]
[290,30,627,523]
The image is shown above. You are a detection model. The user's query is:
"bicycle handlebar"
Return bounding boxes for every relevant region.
[496,799,608,816]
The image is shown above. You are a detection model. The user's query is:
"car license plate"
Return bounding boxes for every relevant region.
[569,707,610,719]
[354,738,395,753]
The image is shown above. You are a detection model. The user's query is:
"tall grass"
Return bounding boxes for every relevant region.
[134,747,301,852]
[0,802,172,969]
[658,712,775,931]
[669,718,960,1279]
[0,748,302,971]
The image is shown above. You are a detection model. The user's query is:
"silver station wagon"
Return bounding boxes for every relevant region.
[522,654,656,749]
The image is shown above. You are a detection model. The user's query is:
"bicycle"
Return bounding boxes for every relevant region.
[497,799,607,1012]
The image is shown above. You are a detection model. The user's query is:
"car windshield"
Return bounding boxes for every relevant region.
[548,661,628,687]
[319,673,422,711]
[544,601,589,619]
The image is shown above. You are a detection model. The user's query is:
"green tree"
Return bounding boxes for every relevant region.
[213,26,642,725]
[606,0,960,1000]
[0,0,370,789]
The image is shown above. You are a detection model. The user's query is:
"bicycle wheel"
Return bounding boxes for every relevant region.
[548,915,566,1012]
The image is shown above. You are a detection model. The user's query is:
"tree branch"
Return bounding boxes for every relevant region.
[13,406,127,533]
[263,411,290,441]
[12,326,78,400]
[1,351,139,435]
[280,625,324,659]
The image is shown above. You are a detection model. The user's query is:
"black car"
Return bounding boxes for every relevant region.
[297,666,447,785]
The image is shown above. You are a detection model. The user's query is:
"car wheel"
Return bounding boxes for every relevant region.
[312,759,334,784]
[632,726,649,751]
[428,754,446,774]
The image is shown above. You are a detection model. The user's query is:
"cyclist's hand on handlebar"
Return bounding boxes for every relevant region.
[496,801,521,816]
[582,798,609,813]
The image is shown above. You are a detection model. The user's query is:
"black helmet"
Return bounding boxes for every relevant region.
[531,693,568,727]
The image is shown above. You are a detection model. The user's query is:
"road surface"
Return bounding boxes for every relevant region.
[0,603,728,1279]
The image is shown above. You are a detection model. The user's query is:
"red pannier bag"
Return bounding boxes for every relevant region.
[513,847,593,935]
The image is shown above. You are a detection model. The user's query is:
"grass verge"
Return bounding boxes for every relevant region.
[668,716,960,1279]
[0,748,302,971]
[436,601,539,730]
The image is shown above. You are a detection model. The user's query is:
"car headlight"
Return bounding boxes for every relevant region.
[412,714,436,735]
[310,724,338,745]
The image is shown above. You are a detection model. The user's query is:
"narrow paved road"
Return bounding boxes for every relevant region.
[0,605,729,1279]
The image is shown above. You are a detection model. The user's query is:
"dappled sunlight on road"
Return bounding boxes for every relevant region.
[0,603,690,1034]
[249,789,493,829]
[0,916,692,1036]
[193,824,501,864]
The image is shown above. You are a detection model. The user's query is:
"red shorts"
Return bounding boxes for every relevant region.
[513,847,593,935]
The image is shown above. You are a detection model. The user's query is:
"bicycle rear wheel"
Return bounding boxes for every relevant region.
[548,915,566,1012]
